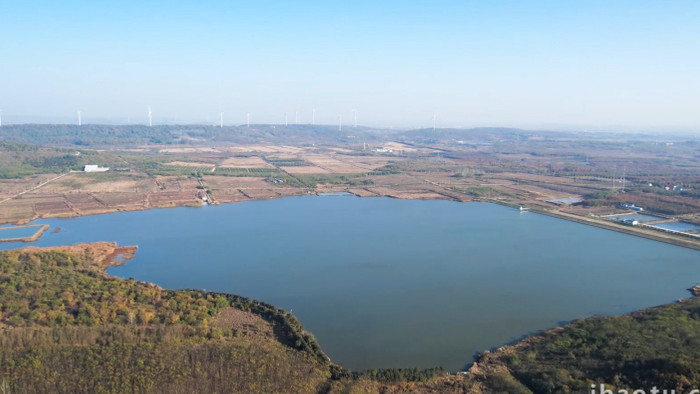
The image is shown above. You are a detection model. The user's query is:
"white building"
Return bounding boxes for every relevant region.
[84,165,109,172]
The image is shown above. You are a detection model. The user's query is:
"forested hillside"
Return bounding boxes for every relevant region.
[0,244,331,393]
[472,296,700,393]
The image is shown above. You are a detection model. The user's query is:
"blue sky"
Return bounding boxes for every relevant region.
[1,1,699,131]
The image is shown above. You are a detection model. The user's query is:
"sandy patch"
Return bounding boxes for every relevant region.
[383,142,418,152]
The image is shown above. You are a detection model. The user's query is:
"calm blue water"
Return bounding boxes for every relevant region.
[1,196,699,371]
[650,221,700,233]
[0,225,43,240]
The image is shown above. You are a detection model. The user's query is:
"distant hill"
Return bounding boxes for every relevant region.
[0,124,386,148]
[0,124,678,149]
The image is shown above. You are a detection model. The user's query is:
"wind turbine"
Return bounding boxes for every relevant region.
[148,106,152,127]
[246,113,250,127]
[338,114,342,131]
[622,166,626,192]
[285,112,288,126]
[352,109,357,128]
[78,110,82,126]
[220,112,223,128]
[432,113,436,132]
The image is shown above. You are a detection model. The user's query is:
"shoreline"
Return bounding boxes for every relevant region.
[4,191,698,251]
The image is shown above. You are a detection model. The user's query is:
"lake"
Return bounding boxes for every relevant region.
[1,196,699,371]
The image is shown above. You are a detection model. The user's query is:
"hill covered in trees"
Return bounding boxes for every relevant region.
[471,296,700,393]
[0,243,333,392]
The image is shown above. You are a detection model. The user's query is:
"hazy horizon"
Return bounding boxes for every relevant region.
[2,119,699,137]
[1,1,699,133]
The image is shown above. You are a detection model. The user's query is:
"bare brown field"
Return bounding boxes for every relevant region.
[22,195,75,217]
[336,155,396,170]
[0,178,45,198]
[164,161,216,168]
[90,193,148,208]
[146,191,201,207]
[202,176,303,204]
[302,154,365,173]
[367,173,429,187]
[203,176,272,190]
[0,200,36,223]
[495,172,578,184]
[223,145,303,154]
[65,193,106,212]
[0,174,66,197]
[502,184,566,200]
[383,141,418,152]
[159,147,221,153]
[45,174,157,194]
[208,189,249,203]
[219,156,274,168]
[280,165,330,174]
[0,173,206,224]
[154,175,201,191]
[327,147,356,154]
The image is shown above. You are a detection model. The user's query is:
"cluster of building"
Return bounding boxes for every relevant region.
[648,183,689,192]
[83,165,109,172]
[620,203,644,212]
